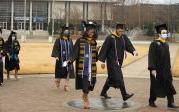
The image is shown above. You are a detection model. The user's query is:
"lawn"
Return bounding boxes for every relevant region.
[172,49,179,77]
[4,42,149,75]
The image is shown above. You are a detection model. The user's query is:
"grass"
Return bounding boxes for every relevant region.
[172,48,179,77]
[4,42,149,75]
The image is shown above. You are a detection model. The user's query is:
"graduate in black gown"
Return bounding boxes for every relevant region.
[0,30,5,86]
[0,27,2,34]
[148,24,178,109]
[5,31,20,80]
[98,23,138,101]
[51,26,75,91]
[68,21,98,109]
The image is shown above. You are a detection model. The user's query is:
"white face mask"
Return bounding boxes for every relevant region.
[12,36,16,40]
[160,34,168,39]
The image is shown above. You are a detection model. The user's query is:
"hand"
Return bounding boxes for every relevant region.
[151,70,157,78]
[133,51,138,56]
[97,46,101,52]
[101,63,105,69]
[55,57,59,60]
[62,61,68,67]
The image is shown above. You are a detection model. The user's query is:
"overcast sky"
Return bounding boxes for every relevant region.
[142,0,179,4]
[67,0,179,4]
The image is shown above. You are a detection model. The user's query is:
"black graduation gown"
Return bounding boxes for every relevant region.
[98,34,135,88]
[51,38,75,79]
[148,40,176,97]
[0,37,4,83]
[5,40,20,71]
[69,37,97,93]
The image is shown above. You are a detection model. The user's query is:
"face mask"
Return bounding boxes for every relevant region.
[63,30,70,37]
[160,34,168,39]
[12,36,16,40]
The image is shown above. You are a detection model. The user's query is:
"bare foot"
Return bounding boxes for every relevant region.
[55,80,60,88]
[82,94,90,109]
[64,85,69,92]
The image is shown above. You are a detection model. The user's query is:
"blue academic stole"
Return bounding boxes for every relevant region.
[10,42,18,60]
[83,43,92,78]
[60,39,73,70]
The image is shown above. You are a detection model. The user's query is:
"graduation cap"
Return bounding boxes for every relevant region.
[116,23,125,29]
[11,31,16,34]
[61,25,69,31]
[155,24,168,34]
[82,21,97,31]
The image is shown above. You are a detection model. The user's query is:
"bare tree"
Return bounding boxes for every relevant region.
[70,6,82,23]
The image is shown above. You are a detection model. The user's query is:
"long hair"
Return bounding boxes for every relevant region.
[7,31,17,45]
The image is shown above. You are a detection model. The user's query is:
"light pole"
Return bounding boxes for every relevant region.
[101,0,105,32]
[24,0,26,41]
[52,0,55,38]
[138,0,141,28]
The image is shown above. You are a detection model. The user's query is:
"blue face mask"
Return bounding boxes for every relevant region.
[63,30,70,37]
[160,34,168,39]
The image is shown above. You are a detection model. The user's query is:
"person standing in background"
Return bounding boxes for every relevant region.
[5,31,20,80]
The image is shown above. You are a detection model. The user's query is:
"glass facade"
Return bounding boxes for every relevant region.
[0,1,48,31]
[32,2,48,30]
[0,1,11,30]
[14,1,30,30]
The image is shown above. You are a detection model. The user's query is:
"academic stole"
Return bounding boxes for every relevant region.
[83,43,92,83]
[78,38,97,79]
[10,41,18,60]
[60,39,72,71]
[113,35,127,66]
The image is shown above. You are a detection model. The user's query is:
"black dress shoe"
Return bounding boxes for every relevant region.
[123,93,134,101]
[149,102,157,107]
[101,94,111,99]
[168,103,179,109]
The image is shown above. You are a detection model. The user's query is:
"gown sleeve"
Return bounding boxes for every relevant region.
[123,34,135,55]
[51,39,60,58]
[68,38,80,62]
[68,39,74,58]
[148,42,157,70]
[98,36,111,63]
[16,41,21,54]
[1,38,6,56]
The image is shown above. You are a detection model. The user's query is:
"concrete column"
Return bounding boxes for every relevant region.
[83,2,85,20]
[68,1,70,26]
[52,0,55,37]
[24,0,27,31]
[86,2,88,21]
[83,2,88,21]
[101,3,105,32]
[48,1,51,24]
[11,0,14,30]
[30,0,32,31]
[65,1,69,27]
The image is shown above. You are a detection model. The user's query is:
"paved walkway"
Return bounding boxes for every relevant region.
[0,75,179,112]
